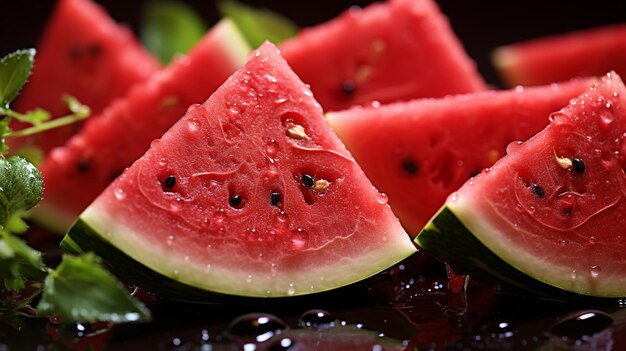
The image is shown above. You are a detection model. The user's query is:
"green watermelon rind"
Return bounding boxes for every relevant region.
[416,206,614,300]
[62,219,229,301]
[63,204,416,299]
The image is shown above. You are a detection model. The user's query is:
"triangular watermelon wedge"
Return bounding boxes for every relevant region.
[417,72,626,298]
[62,42,416,298]
[31,19,250,233]
[10,0,160,156]
[279,0,486,111]
[327,78,595,237]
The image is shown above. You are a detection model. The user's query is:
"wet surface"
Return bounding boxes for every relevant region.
[3,252,626,350]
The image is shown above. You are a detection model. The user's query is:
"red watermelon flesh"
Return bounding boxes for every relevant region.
[493,23,626,87]
[9,0,160,156]
[433,72,626,297]
[63,42,416,298]
[32,19,250,233]
[279,0,487,112]
[327,78,595,237]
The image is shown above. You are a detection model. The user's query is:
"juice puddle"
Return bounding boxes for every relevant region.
[1,251,625,350]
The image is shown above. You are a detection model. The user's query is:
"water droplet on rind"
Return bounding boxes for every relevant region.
[590,265,601,279]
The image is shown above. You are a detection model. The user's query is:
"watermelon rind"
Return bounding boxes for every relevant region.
[416,207,608,300]
[63,204,416,299]
[416,72,626,300]
[59,41,417,299]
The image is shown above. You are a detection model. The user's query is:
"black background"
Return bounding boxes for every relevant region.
[2,0,626,87]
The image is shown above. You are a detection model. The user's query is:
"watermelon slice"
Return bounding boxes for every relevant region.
[327,78,595,237]
[9,0,160,156]
[416,72,626,298]
[31,19,250,233]
[61,42,416,298]
[493,23,626,87]
[279,0,486,112]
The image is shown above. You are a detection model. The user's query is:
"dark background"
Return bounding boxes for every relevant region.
[1,0,626,87]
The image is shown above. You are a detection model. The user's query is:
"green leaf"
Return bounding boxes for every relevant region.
[0,231,46,290]
[141,0,206,64]
[218,0,298,49]
[20,108,50,125]
[0,49,35,109]
[0,156,43,228]
[37,253,151,324]
[12,145,43,167]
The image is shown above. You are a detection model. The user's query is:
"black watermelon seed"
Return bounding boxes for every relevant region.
[69,46,82,60]
[77,158,90,172]
[531,183,545,198]
[572,157,585,174]
[229,194,243,208]
[90,44,102,57]
[341,79,356,95]
[109,169,124,182]
[271,191,281,206]
[401,157,419,175]
[162,175,176,190]
[302,174,315,188]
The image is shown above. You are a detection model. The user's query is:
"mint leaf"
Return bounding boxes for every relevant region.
[218,0,298,49]
[19,108,50,125]
[0,156,43,228]
[12,145,44,167]
[0,49,35,109]
[141,0,206,64]
[37,253,151,323]
[0,230,46,291]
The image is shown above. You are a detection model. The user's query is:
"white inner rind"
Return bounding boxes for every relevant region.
[81,203,416,297]
[448,196,626,297]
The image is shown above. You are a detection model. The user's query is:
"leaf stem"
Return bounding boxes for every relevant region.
[5,109,90,138]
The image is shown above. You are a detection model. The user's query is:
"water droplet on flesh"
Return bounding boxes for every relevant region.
[290,228,309,250]
[266,139,279,158]
[114,188,126,200]
[376,192,388,205]
[214,209,226,226]
[187,119,200,133]
[506,141,524,155]
[600,112,615,125]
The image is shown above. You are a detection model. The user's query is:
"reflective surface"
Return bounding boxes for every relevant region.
[2,1,626,350]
